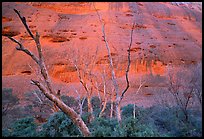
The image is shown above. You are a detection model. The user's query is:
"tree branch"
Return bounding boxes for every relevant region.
[7,36,40,64]
[14,9,35,39]
[120,21,136,101]
[93,3,119,98]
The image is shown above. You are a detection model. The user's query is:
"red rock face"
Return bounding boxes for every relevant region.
[2,2,202,107]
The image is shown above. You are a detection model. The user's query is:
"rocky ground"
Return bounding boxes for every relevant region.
[2,2,202,108]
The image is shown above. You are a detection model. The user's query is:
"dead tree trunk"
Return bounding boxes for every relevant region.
[74,63,94,123]
[133,103,136,119]
[73,87,86,117]
[87,94,94,122]
[98,68,108,118]
[7,9,91,137]
[94,3,136,122]
[110,98,114,118]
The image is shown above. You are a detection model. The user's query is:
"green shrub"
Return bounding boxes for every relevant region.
[121,104,134,118]
[91,96,101,110]
[61,95,78,108]
[2,101,201,137]
[102,102,116,118]
[89,117,119,137]
[2,129,11,137]
[121,116,161,137]
[40,111,81,137]
[148,105,202,137]
[8,117,37,137]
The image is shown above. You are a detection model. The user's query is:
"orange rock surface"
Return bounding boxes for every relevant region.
[2,2,202,107]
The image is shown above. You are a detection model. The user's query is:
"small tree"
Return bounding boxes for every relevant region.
[69,46,99,123]
[167,64,197,122]
[190,62,202,107]
[93,3,135,122]
[7,9,90,136]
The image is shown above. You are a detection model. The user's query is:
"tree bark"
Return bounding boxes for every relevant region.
[99,98,107,118]
[110,98,114,118]
[133,103,136,119]
[115,101,122,122]
[87,95,94,123]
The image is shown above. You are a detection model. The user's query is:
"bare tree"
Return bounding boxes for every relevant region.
[95,66,113,118]
[72,87,86,117]
[133,76,145,119]
[167,65,196,122]
[7,9,90,137]
[98,68,108,118]
[94,3,135,122]
[69,47,99,123]
[191,62,202,106]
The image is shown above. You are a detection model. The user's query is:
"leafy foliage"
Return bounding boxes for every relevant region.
[91,96,101,110]
[120,117,161,137]
[2,96,202,137]
[2,117,37,137]
[89,117,119,137]
[61,95,79,108]
[40,111,81,137]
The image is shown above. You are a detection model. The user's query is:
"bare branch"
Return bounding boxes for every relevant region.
[120,21,136,101]
[14,9,35,39]
[93,3,119,98]
[74,64,89,93]
[135,76,146,95]
[33,91,43,104]
[7,36,40,64]
[35,32,44,61]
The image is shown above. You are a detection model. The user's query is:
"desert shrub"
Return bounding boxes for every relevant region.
[91,96,101,110]
[2,88,23,129]
[5,117,37,137]
[88,116,162,137]
[40,111,81,137]
[90,96,101,117]
[149,105,202,137]
[121,104,134,118]
[88,117,119,137]
[120,116,162,137]
[2,129,11,137]
[23,90,53,119]
[101,102,116,118]
[2,88,19,116]
[121,104,149,122]
[81,112,91,125]
[61,95,78,108]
